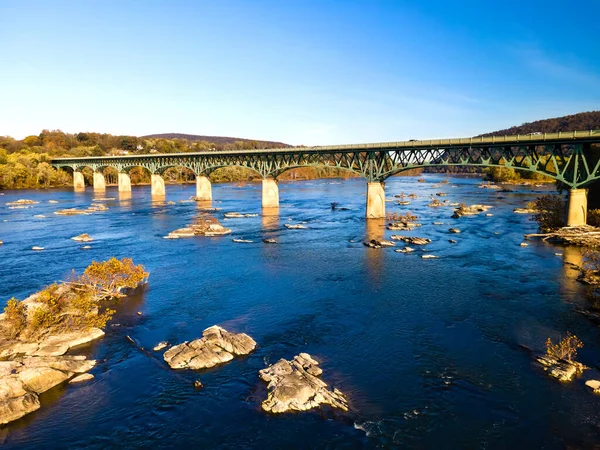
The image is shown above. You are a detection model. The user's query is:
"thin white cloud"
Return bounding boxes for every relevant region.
[512,43,600,89]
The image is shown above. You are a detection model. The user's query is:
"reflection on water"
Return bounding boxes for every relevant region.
[261,207,279,231]
[151,194,166,205]
[1,176,600,449]
[194,200,212,210]
[118,190,132,202]
[365,218,386,241]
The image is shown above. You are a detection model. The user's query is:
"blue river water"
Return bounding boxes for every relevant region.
[0,175,599,449]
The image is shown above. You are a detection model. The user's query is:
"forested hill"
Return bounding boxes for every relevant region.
[478,111,600,137]
[142,133,289,148]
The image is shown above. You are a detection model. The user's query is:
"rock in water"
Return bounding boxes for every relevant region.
[153,341,168,351]
[69,373,94,384]
[0,355,95,424]
[259,353,348,413]
[163,325,256,370]
[586,379,600,393]
[536,355,585,382]
[71,234,94,242]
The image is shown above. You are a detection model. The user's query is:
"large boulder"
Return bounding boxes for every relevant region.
[18,367,71,394]
[0,355,95,424]
[164,325,256,370]
[0,393,40,425]
[259,353,348,414]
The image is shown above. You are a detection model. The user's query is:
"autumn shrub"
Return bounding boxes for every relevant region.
[77,257,148,299]
[545,333,583,362]
[2,258,147,339]
[532,194,565,231]
[2,298,27,339]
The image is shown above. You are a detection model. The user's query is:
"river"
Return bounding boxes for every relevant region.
[1,175,599,448]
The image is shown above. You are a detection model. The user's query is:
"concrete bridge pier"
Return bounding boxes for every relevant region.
[567,188,587,226]
[366,181,385,219]
[93,171,106,191]
[262,178,279,208]
[73,171,85,191]
[151,174,166,196]
[195,176,212,201]
[118,172,131,192]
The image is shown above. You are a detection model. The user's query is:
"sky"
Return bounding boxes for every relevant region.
[1,0,599,145]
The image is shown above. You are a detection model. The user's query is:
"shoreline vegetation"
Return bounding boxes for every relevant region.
[0,258,148,425]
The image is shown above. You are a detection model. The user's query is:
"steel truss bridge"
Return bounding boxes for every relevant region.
[52,130,600,188]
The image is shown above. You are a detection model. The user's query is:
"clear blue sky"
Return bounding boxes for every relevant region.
[1,0,599,145]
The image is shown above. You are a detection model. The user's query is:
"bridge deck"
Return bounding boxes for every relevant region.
[52,130,600,162]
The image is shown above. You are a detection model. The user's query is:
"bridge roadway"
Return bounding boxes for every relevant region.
[51,130,600,225]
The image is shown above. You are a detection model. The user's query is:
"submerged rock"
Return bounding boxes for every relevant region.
[258,353,348,414]
[394,247,415,253]
[6,199,38,206]
[514,208,536,214]
[285,224,307,229]
[421,254,439,259]
[31,246,44,251]
[262,238,277,244]
[224,212,245,218]
[232,238,253,243]
[449,228,460,234]
[163,325,256,370]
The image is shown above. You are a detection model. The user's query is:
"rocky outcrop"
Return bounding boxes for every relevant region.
[513,208,536,214]
[586,379,600,393]
[0,355,95,424]
[363,239,395,249]
[452,204,492,218]
[427,199,444,207]
[536,355,585,382]
[71,234,94,242]
[258,353,348,413]
[166,221,232,239]
[390,235,431,245]
[224,212,257,218]
[54,204,108,216]
[284,224,307,229]
[0,328,105,359]
[153,341,168,351]
[387,221,421,231]
[163,325,256,370]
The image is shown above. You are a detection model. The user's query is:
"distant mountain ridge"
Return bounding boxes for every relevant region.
[141,133,290,148]
[479,111,600,137]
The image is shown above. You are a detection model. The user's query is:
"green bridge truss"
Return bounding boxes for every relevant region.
[52,130,600,188]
